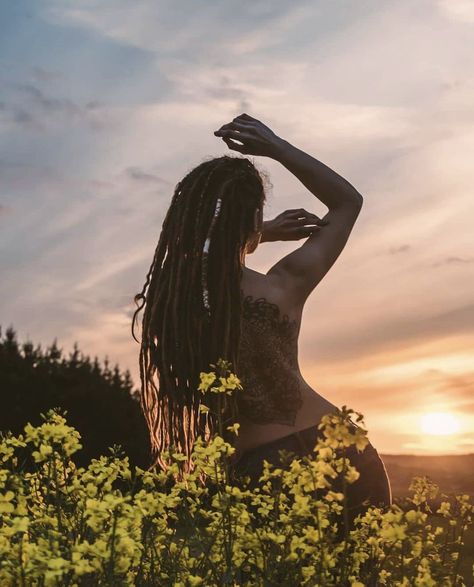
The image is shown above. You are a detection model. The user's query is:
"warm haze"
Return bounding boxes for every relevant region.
[1,0,473,455]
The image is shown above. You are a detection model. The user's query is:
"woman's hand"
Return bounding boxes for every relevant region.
[261,209,329,243]
[214,113,286,158]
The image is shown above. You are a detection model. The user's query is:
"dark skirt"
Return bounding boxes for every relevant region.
[231,423,392,531]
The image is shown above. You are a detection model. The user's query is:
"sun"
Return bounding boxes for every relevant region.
[420,412,461,436]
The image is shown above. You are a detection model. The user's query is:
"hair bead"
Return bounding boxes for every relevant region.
[201,197,222,315]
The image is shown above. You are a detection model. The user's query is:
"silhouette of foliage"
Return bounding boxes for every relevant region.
[0,325,150,469]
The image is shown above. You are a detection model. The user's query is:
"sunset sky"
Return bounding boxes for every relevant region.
[1,0,473,455]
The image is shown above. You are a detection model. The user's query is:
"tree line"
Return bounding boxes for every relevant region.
[0,325,151,469]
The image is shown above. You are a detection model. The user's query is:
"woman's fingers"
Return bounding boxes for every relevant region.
[232,118,257,130]
[232,117,256,127]
[214,129,254,141]
[215,119,257,136]
[284,209,327,224]
[214,114,280,157]
[216,121,253,132]
[236,113,260,124]
[286,220,322,232]
[216,122,245,132]
[284,208,314,218]
[294,217,322,227]
[222,136,246,153]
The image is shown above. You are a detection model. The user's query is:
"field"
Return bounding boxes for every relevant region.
[382,453,474,499]
[383,453,474,585]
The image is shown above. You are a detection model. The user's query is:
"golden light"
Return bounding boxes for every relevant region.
[420,412,461,436]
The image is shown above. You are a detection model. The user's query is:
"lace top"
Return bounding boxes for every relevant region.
[236,294,304,426]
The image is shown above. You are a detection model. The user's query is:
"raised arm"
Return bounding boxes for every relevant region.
[214,113,364,306]
[267,139,363,304]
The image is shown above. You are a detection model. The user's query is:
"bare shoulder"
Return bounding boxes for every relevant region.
[241,267,304,322]
[266,199,363,307]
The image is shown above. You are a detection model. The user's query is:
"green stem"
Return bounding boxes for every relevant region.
[19,536,26,587]
[107,509,119,581]
[339,445,350,584]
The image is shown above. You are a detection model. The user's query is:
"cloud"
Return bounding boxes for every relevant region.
[17,84,79,113]
[437,0,474,23]
[0,83,114,132]
[443,373,474,407]
[124,166,169,185]
[31,66,63,83]
[301,303,474,366]
[43,0,314,56]
[430,256,474,267]
[387,244,411,255]
[204,76,252,112]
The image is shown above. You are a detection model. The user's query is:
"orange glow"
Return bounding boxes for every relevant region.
[420,412,461,436]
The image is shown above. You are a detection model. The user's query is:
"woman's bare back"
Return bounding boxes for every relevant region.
[234,266,338,457]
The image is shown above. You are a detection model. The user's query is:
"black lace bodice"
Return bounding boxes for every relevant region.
[236,294,304,426]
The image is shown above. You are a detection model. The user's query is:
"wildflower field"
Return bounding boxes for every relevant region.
[0,359,473,586]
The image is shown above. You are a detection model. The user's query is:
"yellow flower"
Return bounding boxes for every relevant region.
[317,446,333,460]
[412,539,423,557]
[226,373,243,390]
[437,501,450,516]
[380,524,407,542]
[2,400,472,587]
[405,510,426,524]
[226,423,240,436]
[217,376,228,392]
[378,570,392,584]
[345,465,360,484]
[48,557,69,570]
[198,372,216,393]
[0,491,15,514]
[293,494,311,516]
[325,491,344,502]
[302,525,321,543]
[354,434,369,452]
[302,566,316,580]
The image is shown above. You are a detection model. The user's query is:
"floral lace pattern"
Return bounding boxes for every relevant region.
[236,294,304,426]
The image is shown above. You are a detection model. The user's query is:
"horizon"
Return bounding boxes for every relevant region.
[3,321,473,458]
[1,0,473,457]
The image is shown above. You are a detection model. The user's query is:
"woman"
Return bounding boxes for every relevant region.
[132,113,391,524]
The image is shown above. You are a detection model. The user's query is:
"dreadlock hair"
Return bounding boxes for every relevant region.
[131,155,267,477]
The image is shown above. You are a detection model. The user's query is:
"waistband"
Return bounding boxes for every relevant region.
[235,421,377,465]
[278,422,377,457]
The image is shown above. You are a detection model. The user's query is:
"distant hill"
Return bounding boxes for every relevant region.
[381,453,474,498]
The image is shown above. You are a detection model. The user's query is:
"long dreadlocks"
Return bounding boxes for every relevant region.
[131,155,267,474]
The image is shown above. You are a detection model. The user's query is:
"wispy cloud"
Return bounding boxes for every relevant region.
[387,245,412,255]
[0,82,113,131]
[302,303,474,365]
[430,256,474,267]
[124,166,169,185]
[31,66,63,83]
[1,0,473,454]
